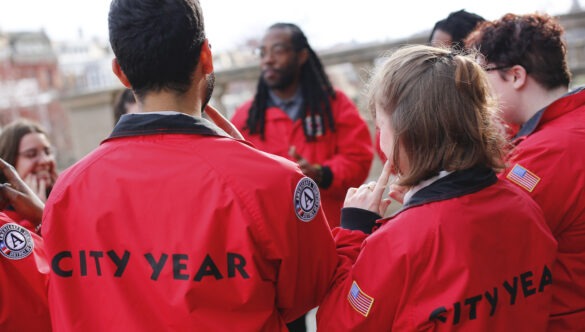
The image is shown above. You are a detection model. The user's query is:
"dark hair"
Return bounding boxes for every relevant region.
[113,89,136,124]
[108,0,206,100]
[0,119,49,167]
[368,46,507,186]
[430,10,485,48]
[466,13,571,89]
[246,23,336,141]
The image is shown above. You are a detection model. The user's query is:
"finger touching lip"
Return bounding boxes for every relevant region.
[34,170,52,180]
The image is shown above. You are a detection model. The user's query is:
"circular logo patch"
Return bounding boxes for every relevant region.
[294,177,321,222]
[0,223,34,260]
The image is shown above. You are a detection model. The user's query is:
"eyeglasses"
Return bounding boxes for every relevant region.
[485,65,511,72]
[254,44,295,59]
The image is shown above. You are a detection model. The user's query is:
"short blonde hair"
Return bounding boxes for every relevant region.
[368,45,507,186]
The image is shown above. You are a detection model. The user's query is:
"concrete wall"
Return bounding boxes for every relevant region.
[60,89,118,163]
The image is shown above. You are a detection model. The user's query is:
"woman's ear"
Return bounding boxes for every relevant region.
[111,58,132,88]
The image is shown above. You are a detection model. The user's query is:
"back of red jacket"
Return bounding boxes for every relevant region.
[318,171,557,331]
[43,114,337,331]
[0,214,51,331]
[502,88,585,330]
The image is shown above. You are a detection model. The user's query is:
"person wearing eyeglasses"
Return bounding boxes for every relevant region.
[467,13,585,331]
[231,23,373,231]
[231,22,373,332]
[316,45,556,331]
[0,119,58,233]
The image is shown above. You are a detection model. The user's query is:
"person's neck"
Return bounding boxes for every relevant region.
[271,81,300,100]
[140,90,202,117]
[519,84,568,124]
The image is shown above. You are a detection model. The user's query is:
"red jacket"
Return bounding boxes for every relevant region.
[501,87,585,330]
[0,213,51,331]
[43,113,338,331]
[231,90,373,228]
[3,209,37,234]
[317,167,557,331]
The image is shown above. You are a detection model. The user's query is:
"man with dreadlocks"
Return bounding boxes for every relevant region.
[232,23,373,230]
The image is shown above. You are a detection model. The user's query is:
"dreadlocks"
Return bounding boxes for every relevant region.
[246,23,336,141]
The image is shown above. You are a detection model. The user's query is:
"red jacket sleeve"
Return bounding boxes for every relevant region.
[276,207,338,322]
[245,171,339,322]
[0,215,51,331]
[317,226,406,330]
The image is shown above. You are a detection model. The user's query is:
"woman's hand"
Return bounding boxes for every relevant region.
[0,159,45,226]
[388,183,408,205]
[24,173,49,202]
[344,161,394,216]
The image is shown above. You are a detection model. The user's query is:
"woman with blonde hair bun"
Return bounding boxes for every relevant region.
[316,45,557,331]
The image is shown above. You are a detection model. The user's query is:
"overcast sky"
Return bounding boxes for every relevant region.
[0,0,583,51]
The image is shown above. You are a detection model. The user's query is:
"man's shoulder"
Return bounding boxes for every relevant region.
[522,113,585,155]
[216,140,301,179]
[46,143,113,196]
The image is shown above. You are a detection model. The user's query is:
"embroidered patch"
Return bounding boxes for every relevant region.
[0,223,34,260]
[506,164,541,192]
[294,177,320,222]
[347,281,374,317]
[304,115,323,137]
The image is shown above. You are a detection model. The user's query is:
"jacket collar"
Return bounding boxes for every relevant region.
[514,108,544,139]
[392,165,497,216]
[106,112,232,141]
[515,86,585,139]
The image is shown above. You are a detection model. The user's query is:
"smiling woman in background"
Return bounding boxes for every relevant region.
[0,119,58,232]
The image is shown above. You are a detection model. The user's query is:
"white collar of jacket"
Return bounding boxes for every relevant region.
[397,166,497,213]
[403,170,452,205]
[340,166,498,234]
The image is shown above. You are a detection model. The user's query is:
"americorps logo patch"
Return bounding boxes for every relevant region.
[294,177,321,222]
[0,223,34,260]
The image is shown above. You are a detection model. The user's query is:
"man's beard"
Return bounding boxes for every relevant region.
[202,72,215,112]
[263,61,297,91]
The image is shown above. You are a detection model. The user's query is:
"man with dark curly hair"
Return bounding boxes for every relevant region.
[467,13,585,331]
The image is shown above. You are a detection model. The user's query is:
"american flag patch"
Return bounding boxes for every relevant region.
[507,164,541,192]
[347,281,374,317]
[0,242,10,255]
